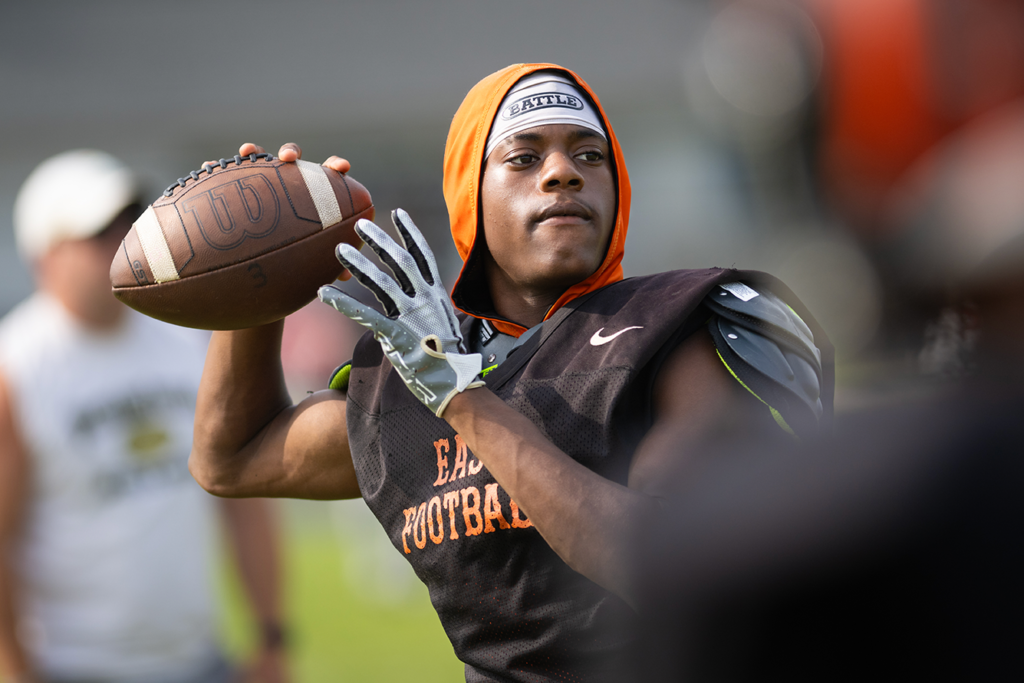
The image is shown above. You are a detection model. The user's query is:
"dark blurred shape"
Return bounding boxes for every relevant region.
[634,379,1023,680]
[630,1,1024,679]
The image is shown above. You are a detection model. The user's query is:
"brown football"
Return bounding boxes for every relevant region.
[110,152,373,330]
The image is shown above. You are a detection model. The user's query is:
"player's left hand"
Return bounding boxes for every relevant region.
[318,209,485,417]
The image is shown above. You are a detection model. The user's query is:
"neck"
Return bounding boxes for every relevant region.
[485,269,565,330]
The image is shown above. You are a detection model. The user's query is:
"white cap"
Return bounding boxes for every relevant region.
[13,149,139,261]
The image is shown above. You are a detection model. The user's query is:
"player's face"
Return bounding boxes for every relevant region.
[479,124,616,301]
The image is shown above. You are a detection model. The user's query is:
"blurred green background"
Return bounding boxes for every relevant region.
[216,499,464,682]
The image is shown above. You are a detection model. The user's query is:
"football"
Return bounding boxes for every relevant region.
[110,152,373,329]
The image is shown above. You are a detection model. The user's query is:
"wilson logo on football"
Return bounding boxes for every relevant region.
[182,176,281,251]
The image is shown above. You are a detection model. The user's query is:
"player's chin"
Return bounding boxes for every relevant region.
[544,234,604,268]
[529,251,603,290]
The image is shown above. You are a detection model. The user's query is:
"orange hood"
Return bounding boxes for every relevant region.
[443,63,632,337]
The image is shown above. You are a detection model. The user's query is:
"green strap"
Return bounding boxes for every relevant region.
[716,350,797,438]
[328,362,352,392]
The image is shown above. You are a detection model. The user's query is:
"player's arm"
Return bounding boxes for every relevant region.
[189,320,359,500]
[0,373,38,682]
[216,497,288,683]
[443,327,754,605]
[188,143,360,501]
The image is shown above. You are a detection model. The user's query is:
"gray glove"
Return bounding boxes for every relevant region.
[318,209,485,417]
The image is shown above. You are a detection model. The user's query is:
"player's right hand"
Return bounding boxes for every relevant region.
[234,143,352,175]
[218,143,354,282]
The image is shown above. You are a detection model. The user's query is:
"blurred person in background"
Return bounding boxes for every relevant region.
[0,151,289,683]
[806,0,1024,367]
[631,0,1024,679]
[680,0,1024,381]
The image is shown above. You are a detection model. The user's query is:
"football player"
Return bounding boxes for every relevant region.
[190,64,831,682]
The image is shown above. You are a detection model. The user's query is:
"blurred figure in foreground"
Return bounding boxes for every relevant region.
[633,109,1024,683]
[633,1,1024,679]
[634,362,1023,680]
[0,151,288,683]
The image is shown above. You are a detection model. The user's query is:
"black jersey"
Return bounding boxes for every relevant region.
[344,267,829,682]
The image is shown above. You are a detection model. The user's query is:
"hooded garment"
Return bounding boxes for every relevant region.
[443,63,632,337]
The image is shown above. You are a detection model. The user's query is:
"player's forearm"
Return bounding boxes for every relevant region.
[190,322,292,491]
[443,389,656,604]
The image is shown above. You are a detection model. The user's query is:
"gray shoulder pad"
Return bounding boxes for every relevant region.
[704,282,823,438]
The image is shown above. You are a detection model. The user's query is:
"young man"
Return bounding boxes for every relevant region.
[0,151,288,683]
[190,64,831,681]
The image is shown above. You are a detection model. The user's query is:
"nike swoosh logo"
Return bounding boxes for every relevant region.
[590,326,644,346]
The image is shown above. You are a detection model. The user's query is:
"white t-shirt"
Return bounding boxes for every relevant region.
[0,293,219,681]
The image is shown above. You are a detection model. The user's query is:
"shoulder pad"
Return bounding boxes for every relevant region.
[328,361,352,392]
[705,282,823,438]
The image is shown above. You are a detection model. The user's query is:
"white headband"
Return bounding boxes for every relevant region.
[484,72,606,160]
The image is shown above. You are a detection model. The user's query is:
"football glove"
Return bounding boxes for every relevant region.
[318,209,485,417]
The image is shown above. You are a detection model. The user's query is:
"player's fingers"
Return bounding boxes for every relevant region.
[322,156,351,174]
[391,209,440,286]
[239,142,265,156]
[353,219,419,297]
[277,143,302,162]
[335,243,407,318]
[318,285,397,338]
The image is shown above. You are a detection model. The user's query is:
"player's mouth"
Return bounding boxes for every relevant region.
[533,202,593,226]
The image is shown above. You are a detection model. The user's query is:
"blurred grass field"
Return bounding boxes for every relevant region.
[216,499,464,682]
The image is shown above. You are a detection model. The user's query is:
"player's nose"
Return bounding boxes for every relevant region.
[540,151,583,191]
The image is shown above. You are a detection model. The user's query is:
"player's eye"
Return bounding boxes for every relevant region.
[576,150,605,163]
[507,153,537,166]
